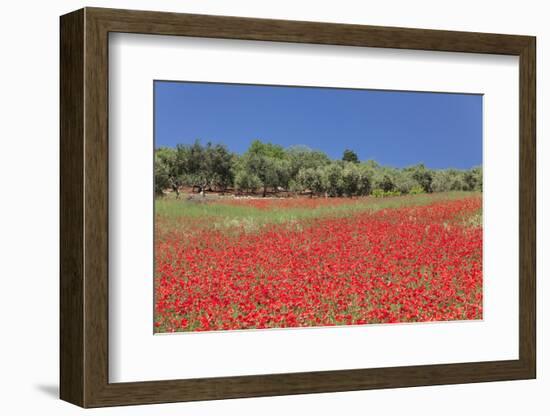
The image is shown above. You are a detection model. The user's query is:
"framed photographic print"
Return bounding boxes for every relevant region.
[60,7,536,408]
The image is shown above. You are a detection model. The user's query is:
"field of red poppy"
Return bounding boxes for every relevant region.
[154,192,482,332]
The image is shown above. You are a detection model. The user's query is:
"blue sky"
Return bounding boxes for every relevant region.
[154,81,482,169]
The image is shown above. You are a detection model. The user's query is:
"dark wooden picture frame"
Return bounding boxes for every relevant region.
[60,7,536,408]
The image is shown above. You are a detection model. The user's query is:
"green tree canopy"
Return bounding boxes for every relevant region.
[155,139,482,198]
[342,149,359,164]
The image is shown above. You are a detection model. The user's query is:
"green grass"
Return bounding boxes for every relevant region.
[156,192,480,231]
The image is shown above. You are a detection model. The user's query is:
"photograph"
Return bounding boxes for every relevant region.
[153,81,483,333]
[53,6,537,409]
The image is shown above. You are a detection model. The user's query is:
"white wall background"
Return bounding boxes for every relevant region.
[0,0,545,414]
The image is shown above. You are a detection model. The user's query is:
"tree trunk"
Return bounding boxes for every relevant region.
[172,184,179,199]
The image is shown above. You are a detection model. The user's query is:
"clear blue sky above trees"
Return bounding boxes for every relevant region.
[154,81,482,169]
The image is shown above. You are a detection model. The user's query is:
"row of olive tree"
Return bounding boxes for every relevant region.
[155,139,482,197]
[155,141,235,197]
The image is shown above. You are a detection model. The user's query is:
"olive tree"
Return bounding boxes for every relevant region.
[341,163,360,197]
[286,145,330,179]
[234,169,262,193]
[296,167,327,197]
[237,140,291,196]
[406,164,433,193]
[323,163,345,197]
[154,147,180,197]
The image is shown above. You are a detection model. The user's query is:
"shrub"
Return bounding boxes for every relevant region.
[409,185,425,195]
[372,188,401,198]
